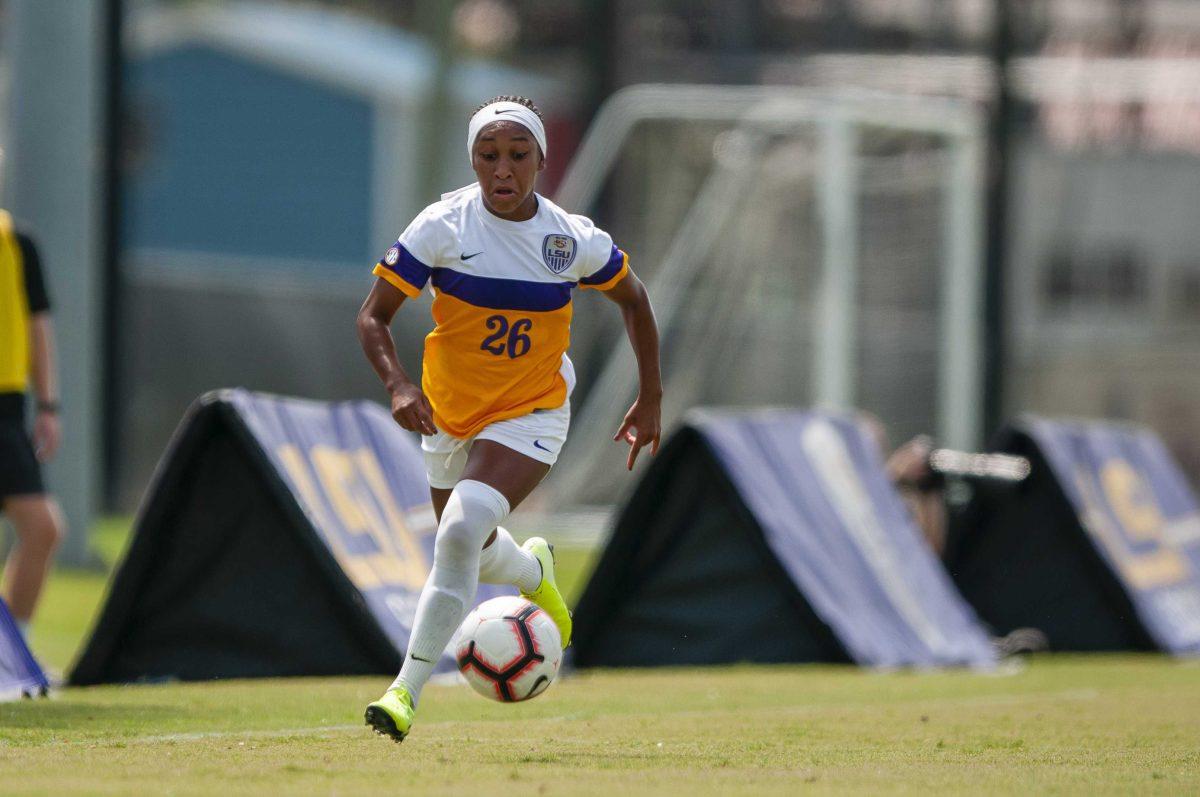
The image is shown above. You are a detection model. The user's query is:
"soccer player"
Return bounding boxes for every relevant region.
[0,211,65,635]
[357,96,662,742]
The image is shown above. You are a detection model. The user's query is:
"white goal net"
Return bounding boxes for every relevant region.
[517,85,985,539]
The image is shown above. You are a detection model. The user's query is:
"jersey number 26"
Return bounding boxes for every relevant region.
[480,315,532,359]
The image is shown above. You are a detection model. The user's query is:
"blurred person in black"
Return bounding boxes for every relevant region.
[859,415,947,554]
[886,434,947,556]
[878,425,1048,657]
[0,210,65,635]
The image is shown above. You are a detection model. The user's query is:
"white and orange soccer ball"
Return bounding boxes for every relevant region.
[455,596,563,702]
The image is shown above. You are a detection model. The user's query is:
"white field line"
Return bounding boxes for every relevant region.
[101,687,1100,747]
[132,724,364,744]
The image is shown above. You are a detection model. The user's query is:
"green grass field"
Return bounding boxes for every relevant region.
[4,522,1200,795]
[2,657,1198,795]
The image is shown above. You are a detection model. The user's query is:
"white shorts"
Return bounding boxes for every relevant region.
[421,357,574,489]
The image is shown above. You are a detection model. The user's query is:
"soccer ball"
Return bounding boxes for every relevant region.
[455,596,562,702]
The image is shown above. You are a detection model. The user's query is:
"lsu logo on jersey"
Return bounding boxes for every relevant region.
[541,234,578,274]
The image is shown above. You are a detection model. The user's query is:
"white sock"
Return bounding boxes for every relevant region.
[478,526,542,593]
[391,479,510,703]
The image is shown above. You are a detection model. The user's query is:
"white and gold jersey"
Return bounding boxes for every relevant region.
[373,187,629,439]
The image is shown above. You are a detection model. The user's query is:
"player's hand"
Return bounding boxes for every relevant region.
[32,409,61,463]
[886,434,934,486]
[614,392,662,471]
[389,383,437,435]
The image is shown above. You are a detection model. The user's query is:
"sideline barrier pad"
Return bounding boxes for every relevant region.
[0,597,48,698]
[70,389,504,685]
[573,409,995,669]
[946,417,1200,654]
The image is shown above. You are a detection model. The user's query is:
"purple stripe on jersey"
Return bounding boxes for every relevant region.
[580,245,625,285]
[378,242,432,289]
[432,268,573,311]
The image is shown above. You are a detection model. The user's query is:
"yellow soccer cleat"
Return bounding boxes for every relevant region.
[520,537,572,648]
[364,686,415,743]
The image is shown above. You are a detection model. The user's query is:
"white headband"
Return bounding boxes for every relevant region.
[467,101,547,161]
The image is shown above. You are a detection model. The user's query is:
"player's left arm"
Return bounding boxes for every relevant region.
[599,270,662,470]
[28,314,60,462]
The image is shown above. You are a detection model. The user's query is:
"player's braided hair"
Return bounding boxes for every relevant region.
[473,95,543,120]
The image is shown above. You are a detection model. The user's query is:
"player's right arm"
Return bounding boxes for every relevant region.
[356,278,436,435]
[360,206,444,435]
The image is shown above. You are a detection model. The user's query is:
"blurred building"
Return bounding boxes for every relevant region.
[112,1,574,506]
[125,0,571,273]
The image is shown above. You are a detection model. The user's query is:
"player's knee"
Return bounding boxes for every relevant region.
[433,480,510,566]
[32,511,64,555]
[433,519,477,565]
[9,498,64,554]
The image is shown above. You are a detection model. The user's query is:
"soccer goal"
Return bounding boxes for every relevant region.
[531,84,986,528]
